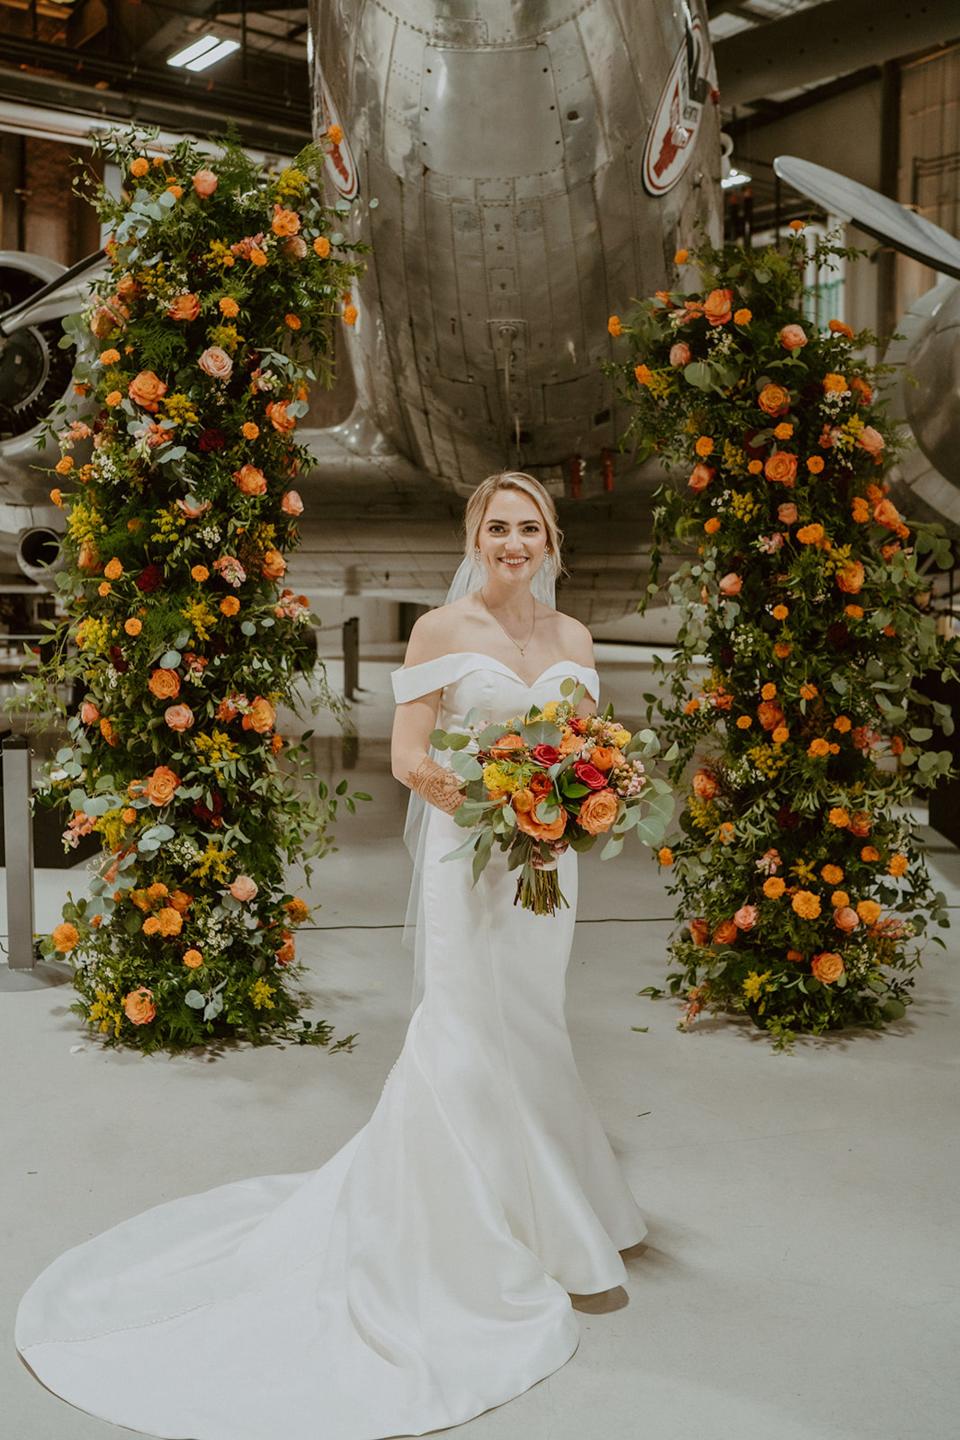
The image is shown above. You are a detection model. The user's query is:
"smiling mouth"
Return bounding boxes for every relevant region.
[499,557,528,566]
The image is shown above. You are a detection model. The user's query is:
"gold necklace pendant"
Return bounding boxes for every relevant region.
[480,588,536,655]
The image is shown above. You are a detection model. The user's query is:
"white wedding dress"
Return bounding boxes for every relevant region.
[15,654,647,1440]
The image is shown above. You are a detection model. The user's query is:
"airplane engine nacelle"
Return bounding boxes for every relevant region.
[0,253,76,499]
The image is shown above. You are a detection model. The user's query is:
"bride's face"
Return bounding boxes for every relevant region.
[476,490,549,586]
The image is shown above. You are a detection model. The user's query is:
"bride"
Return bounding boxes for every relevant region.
[15,470,647,1440]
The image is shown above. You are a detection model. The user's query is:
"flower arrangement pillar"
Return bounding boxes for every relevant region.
[608,231,959,1052]
[21,128,369,1053]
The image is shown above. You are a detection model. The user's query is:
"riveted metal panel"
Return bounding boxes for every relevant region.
[421,45,562,178]
[383,21,425,177]
[423,190,464,379]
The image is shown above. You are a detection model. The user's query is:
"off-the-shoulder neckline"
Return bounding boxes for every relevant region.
[394,651,597,690]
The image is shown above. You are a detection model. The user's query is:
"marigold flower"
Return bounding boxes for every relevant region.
[683,698,700,715]
[796,523,825,546]
[103,558,123,580]
[673,248,689,264]
[821,864,844,885]
[760,683,777,701]
[828,807,850,828]
[634,363,654,386]
[844,604,864,619]
[219,296,240,318]
[124,617,142,636]
[771,604,789,621]
[831,890,850,909]
[695,435,714,457]
[657,847,674,866]
[183,949,203,969]
[747,459,763,475]
[326,123,343,143]
[799,683,818,700]
[54,455,74,475]
[704,517,721,534]
[856,899,881,925]
[774,422,793,440]
[607,315,623,336]
[763,876,786,899]
[313,235,331,258]
[734,308,752,324]
[285,313,302,330]
[772,725,789,745]
[828,318,854,337]
[788,219,805,231]
[105,389,122,407]
[191,565,209,582]
[51,921,80,952]
[342,303,358,326]
[130,157,149,177]
[861,846,881,862]
[808,738,830,757]
[807,456,825,474]
[888,853,908,877]
[736,715,752,729]
[822,372,847,393]
[220,595,241,616]
[250,247,267,267]
[791,889,821,920]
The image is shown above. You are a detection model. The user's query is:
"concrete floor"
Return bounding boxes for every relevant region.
[2,645,959,1440]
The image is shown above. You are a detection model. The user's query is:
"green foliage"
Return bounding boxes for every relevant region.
[609,229,960,1052]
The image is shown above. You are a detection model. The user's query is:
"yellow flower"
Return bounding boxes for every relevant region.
[483,762,518,797]
[250,978,276,1010]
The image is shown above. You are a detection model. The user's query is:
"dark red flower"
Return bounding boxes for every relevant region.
[531,744,560,767]
[192,790,224,828]
[198,427,227,452]
[136,563,164,593]
[573,760,607,790]
[108,645,129,674]
[568,717,587,734]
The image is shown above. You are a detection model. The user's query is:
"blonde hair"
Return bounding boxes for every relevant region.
[463,471,568,581]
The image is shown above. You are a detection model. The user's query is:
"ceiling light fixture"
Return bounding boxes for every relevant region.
[167,35,240,72]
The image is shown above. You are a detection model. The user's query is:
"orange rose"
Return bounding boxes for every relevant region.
[168,292,200,322]
[689,918,710,946]
[148,668,180,700]
[589,746,623,772]
[164,704,194,732]
[517,802,568,841]
[280,489,304,516]
[266,400,295,433]
[829,318,854,338]
[271,205,301,237]
[779,324,807,350]
[51,921,80,953]
[230,875,259,902]
[577,789,619,834]
[123,987,157,1024]
[849,811,871,837]
[758,383,790,417]
[757,700,784,731]
[128,370,168,412]
[811,952,844,984]
[242,697,276,734]
[713,919,738,944]
[145,765,180,805]
[834,906,860,932]
[692,769,718,799]
[261,549,287,580]
[688,462,714,492]
[836,561,864,594]
[764,451,798,486]
[169,890,192,914]
[235,464,267,496]
[873,498,901,530]
[703,288,733,326]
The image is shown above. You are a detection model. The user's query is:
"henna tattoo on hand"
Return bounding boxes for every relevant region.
[405,755,466,814]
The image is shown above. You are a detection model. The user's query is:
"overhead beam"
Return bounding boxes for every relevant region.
[714,0,959,107]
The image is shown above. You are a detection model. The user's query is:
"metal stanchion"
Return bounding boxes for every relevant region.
[342,616,359,701]
[3,735,35,970]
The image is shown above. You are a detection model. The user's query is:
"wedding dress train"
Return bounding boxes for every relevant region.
[15,655,647,1439]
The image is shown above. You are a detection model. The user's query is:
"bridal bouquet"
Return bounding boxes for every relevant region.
[430,677,675,914]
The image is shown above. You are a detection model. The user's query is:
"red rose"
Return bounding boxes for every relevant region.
[572,760,607,790]
[136,563,164,593]
[198,427,227,452]
[531,744,560,767]
[567,717,587,735]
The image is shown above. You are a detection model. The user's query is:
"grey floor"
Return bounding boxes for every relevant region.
[2,646,959,1440]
